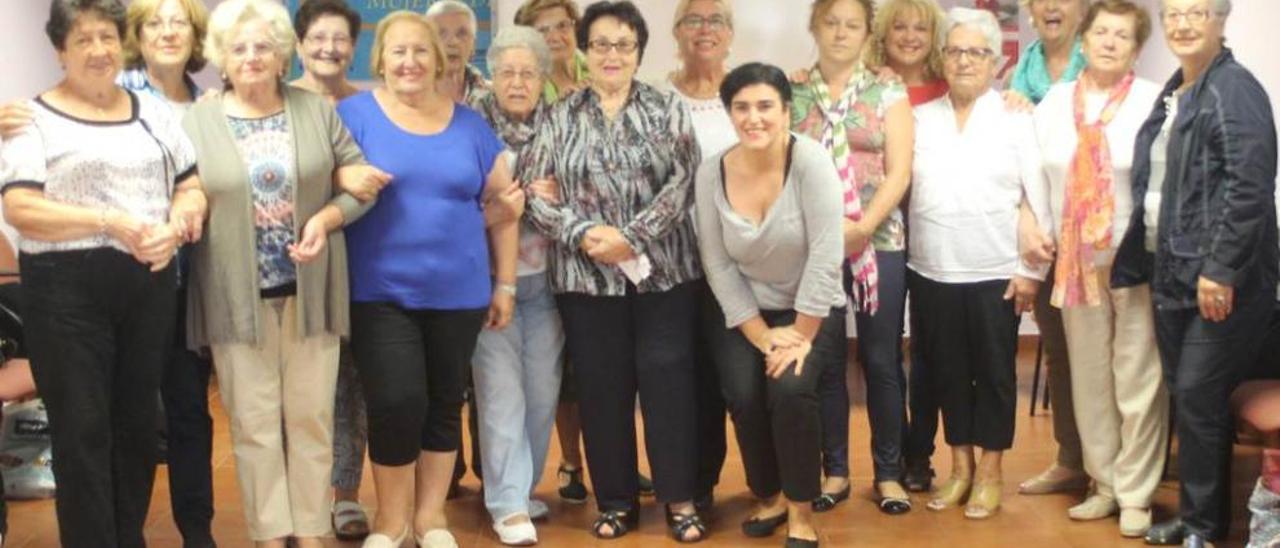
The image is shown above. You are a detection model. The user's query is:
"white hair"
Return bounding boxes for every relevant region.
[487,25,552,77]
[1161,0,1232,17]
[944,7,1004,66]
[204,0,296,77]
[426,0,478,34]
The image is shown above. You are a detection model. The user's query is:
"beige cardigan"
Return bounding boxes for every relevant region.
[182,86,366,349]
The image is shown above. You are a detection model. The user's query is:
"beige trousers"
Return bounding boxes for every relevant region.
[1060,266,1169,508]
[211,297,340,540]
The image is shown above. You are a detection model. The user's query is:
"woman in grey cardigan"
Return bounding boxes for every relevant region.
[180,1,387,546]
[696,63,846,548]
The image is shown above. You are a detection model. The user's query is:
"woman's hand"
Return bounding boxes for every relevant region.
[169,188,207,243]
[528,177,561,204]
[336,164,393,202]
[752,325,807,354]
[486,286,515,330]
[0,101,34,139]
[1197,276,1235,322]
[844,219,872,256]
[289,214,331,264]
[103,210,149,257]
[1003,276,1040,315]
[582,225,635,264]
[484,184,525,226]
[1018,209,1055,268]
[135,223,181,272]
[765,339,813,379]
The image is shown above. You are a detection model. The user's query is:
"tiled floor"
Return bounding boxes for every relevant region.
[5,339,1262,547]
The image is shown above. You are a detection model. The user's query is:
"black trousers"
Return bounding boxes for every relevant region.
[905,282,939,467]
[909,272,1018,450]
[162,283,215,547]
[351,303,487,466]
[695,280,727,498]
[711,305,844,502]
[21,249,176,548]
[1156,289,1273,539]
[557,281,699,512]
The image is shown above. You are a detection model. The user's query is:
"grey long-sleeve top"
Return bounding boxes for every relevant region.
[695,134,846,329]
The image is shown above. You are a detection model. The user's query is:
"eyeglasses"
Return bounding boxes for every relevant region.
[142,17,191,34]
[494,68,540,82]
[1161,7,1214,25]
[587,39,638,55]
[304,33,352,47]
[679,15,729,31]
[535,19,575,36]
[228,41,277,59]
[942,46,994,61]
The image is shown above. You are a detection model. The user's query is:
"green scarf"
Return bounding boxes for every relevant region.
[1010,38,1085,104]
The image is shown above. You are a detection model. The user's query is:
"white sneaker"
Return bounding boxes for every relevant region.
[492,514,537,546]
[528,499,550,521]
[1068,494,1119,521]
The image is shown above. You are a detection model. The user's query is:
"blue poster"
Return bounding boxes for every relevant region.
[287,0,495,82]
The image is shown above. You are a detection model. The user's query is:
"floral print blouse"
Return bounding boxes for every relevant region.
[792,69,909,252]
[517,81,703,296]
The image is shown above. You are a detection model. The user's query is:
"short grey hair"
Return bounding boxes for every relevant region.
[487,26,552,77]
[1160,0,1232,17]
[426,0,478,34]
[205,0,295,75]
[944,7,1004,66]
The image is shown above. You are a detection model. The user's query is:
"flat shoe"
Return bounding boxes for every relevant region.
[927,476,972,511]
[333,500,371,541]
[361,526,409,548]
[1144,519,1186,545]
[417,529,458,548]
[964,481,1002,520]
[741,511,788,538]
[785,536,819,548]
[1120,507,1152,538]
[1018,466,1088,495]
[1068,494,1118,521]
[812,485,851,513]
[492,514,537,546]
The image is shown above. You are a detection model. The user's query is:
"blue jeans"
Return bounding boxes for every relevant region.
[473,273,565,520]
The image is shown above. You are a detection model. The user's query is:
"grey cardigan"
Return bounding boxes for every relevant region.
[182,86,367,349]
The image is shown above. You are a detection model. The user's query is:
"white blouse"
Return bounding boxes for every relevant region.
[909,89,1050,284]
[1032,77,1161,265]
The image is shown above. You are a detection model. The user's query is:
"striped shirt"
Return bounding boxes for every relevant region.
[517,81,703,296]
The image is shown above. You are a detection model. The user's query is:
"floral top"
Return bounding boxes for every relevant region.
[792,68,909,251]
[517,81,703,296]
[227,112,297,295]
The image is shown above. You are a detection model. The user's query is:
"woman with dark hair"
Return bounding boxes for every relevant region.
[0,1,206,546]
[518,0,705,541]
[291,0,360,105]
[1114,0,1277,544]
[698,62,845,548]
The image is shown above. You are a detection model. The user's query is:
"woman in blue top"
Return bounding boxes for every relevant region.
[336,11,519,548]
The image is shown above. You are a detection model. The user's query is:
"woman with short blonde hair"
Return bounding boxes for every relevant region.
[514,0,587,102]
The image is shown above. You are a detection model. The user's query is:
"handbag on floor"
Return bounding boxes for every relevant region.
[0,399,55,500]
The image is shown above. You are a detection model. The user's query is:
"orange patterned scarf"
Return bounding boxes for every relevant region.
[1052,72,1135,308]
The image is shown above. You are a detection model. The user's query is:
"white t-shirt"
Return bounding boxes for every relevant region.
[659,77,738,160]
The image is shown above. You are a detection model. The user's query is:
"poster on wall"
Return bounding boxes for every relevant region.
[287,0,495,82]
[941,0,1021,85]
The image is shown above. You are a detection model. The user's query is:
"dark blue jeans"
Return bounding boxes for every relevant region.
[855,251,909,482]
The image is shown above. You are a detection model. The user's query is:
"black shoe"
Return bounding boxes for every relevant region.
[785,536,819,548]
[558,464,589,504]
[742,511,788,538]
[638,473,656,497]
[902,460,934,493]
[812,484,851,513]
[694,491,715,514]
[1182,533,1213,548]
[1145,519,1186,545]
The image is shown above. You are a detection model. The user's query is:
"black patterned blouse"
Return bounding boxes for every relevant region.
[517,80,703,296]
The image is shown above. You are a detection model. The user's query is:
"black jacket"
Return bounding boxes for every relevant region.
[1112,48,1278,310]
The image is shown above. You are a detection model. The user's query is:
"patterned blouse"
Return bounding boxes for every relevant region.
[227,112,297,294]
[462,64,492,107]
[517,81,703,296]
[792,69,909,252]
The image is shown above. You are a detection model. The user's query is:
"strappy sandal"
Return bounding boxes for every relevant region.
[331,500,370,541]
[591,510,638,540]
[666,506,707,543]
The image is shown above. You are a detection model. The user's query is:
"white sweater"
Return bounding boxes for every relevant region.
[1031,77,1162,265]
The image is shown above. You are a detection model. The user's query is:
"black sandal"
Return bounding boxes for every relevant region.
[591,510,638,540]
[665,507,707,543]
[811,484,851,512]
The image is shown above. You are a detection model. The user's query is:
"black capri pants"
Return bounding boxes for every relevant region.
[351,302,487,466]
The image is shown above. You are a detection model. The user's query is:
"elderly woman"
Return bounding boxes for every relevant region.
[466,25,562,546]
[286,0,371,540]
[1112,0,1278,544]
[518,1,705,541]
[336,10,518,548]
[427,0,491,105]
[698,62,846,548]
[865,0,949,106]
[515,0,589,103]
[791,0,916,515]
[908,7,1049,520]
[0,0,205,545]
[180,1,385,546]
[1029,1,1167,537]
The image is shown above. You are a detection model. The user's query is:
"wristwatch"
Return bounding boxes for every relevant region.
[496,282,517,297]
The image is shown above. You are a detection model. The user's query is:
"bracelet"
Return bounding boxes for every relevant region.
[496,282,517,297]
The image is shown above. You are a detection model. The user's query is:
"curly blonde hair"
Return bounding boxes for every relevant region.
[863,0,945,80]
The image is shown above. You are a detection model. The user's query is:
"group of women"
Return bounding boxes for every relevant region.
[0,0,1274,547]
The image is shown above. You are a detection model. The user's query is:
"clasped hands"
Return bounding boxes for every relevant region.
[752,326,813,379]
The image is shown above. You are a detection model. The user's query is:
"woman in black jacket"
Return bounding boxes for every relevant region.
[1112,0,1277,545]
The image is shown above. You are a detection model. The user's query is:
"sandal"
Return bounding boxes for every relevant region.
[331,500,370,541]
[591,510,638,540]
[558,464,589,504]
[665,507,707,543]
[964,480,1003,519]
